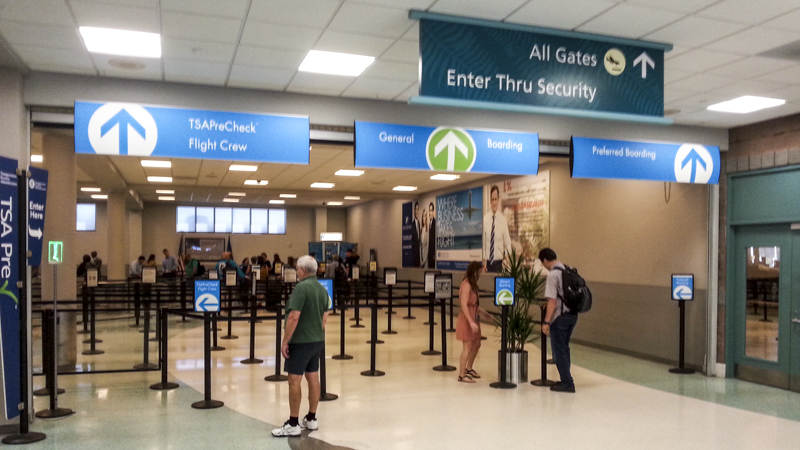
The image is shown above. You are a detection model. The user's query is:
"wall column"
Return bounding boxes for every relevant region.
[107,190,127,280]
[315,207,327,240]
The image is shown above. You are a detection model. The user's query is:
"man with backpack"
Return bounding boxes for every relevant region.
[539,248,585,393]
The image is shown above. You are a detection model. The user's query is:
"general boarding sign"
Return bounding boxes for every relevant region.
[409,12,671,123]
[74,101,310,164]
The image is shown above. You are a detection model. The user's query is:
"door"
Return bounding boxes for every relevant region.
[730,225,800,391]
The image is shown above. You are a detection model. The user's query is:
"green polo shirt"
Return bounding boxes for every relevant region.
[285,276,327,344]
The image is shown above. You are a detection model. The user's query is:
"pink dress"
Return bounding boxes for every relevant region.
[455,279,481,342]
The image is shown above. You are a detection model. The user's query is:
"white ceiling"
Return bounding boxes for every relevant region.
[2,0,800,129]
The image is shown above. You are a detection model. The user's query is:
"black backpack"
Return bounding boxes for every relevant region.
[195,263,206,277]
[335,262,347,281]
[554,266,592,313]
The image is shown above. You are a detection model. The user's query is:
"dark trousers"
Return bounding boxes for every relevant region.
[550,313,578,386]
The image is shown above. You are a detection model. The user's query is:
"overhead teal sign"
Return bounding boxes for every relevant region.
[355,121,539,175]
[409,12,671,124]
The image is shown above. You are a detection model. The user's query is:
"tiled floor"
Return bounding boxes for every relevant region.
[18,306,800,449]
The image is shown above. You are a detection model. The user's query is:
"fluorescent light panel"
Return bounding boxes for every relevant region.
[279,194,297,198]
[326,201,343,206]
[299,50,375,77]
[431,174,460,181]
[228,192,246,197]
[155,190,174,194]
[229,164,258,172]
[707,95,786,114]
[81,187,101,192]
[244,180,268,186]
[393,186,417,191]
[91,194,108,200]
[31,155,43,163]
[141,160,171,168]
[269,200,285,204]
[158,196,175,201]
[223,198,239,203]
[79,27,161,58]
[344,196,360,200]
[147,176,172,183]
[311,182,335,189]
[335,170,364,176]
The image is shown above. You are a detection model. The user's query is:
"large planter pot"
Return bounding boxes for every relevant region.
[498,350,528,384]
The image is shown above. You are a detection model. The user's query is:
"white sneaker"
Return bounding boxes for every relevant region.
[301,417,318,430]
[271,421,301,437]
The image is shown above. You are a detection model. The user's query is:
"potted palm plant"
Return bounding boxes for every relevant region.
[495,248,546,383]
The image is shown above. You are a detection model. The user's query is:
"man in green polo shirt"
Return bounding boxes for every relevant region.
[272,255,330,437]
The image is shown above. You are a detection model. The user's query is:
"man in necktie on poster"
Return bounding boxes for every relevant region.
[483,185,511,273]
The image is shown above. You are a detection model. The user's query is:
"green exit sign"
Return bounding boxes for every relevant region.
[48,241,63,265]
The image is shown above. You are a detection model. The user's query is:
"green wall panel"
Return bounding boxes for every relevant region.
[730,167,800,225]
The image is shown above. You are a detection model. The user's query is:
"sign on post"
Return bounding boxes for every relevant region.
[319,278,334,311]
[27,167,48,267]
[384,268,397,286]
[494,277,515,306]
[252,265,261,281]
[142,267,156,284]
[195,280,221,312]
[351,266,360,281]
[424,271,440,294]
[434,274,452,300]
[225,270,237,287]
[284,267,297,283]
[369,261,377,272]
[671,274,694,301]
[86,268,99,288]
[48,241,63,265]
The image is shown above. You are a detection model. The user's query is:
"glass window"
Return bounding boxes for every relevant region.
[251,209,269,234]
[195,207,214,232]
[76,203,96,231]
[176,206,196,232]
[269,209,286,234]
[215,207,232,233]
[232,208,250,234]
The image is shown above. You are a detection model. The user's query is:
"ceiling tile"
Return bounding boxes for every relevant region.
[314,30,395,56]
[247,0,341,28]
[164,58,229,84]
[664,69,693,84]
[666,73,738,93]
[706,79,786,99]
[341,77,414,100]
[644,16,745,48]
[761,9,800,32]
[0,0,75,26]
[227,65,295,90]
[160,0,249,19]
[240,21,322,52]
[351,0,435,8]
[697,0,800,25]
[233,46,305,69]
[507,0,617,30]
[393,82,419,102]
[91,53,162,79]
[162,38,236,63]
[664,48,742,74]
[0,21,84,50]
[69,1,160,33]
[755,64,800,84]
[768,84,800,101]
[287,71,354,94]
[402,21,419,41]
[83,0,159,6]
[577,3,685,39]
[328,3,414,39]
[379,39,418,63]
[704,27,800,56]
[27,64,97,76]
[664,88,697,103]
[626,0,720,14]
[161,11,242,44]
[362,60,418,82]
[429,0,529,21]
[706,56,797,80]
[13,45,95,70]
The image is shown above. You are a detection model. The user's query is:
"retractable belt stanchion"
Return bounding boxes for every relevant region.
[423,293,436,326]
[433,295,456,372]
[531,304,557,387]
[669,300,696,375]
[191,312,224,409]
[366,289,384,344]
[265,302,288,382]
[131,283,141,328]
[151,308,179,390]
[319,344,338,401]
[79,284,89,334]
[210,312,224,351]
[241,280,263,365]
[221,285,238,340]
[148,290,161,342]
[33,309,64,397]
[447,292,456,332]
[361,302,385,377]
[34,309,75,419]
[134,289,158,370]
[178,281,188,323]
[403,280,415,319]
[332,290,352,360]
[351,280,364,328]
[422,291,440,356]
[491,303,516,389]
[82,287,104,355]
[382,284,397,335]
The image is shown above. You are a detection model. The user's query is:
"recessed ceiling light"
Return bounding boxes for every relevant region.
[81,187,101,192]
[31,155,43,163]
[228,192,246,197]
[344,196,360,200]
[279,194,297,198]
[158,196,175,201]
[431,174,460,181]
[393,186,417,191]
[155,190,174,194]
[79,26,161,58]
[229,164,258,172]
[269,200,285,204]
[707,96,786,114]
[299,50,375,76]
[223,198,239,203]
[244,180,268,186]
[141,160,171,168]
[311,182,335,189]
[335,170,364,177]
[147,176,172,183]
[91,194,108,200]
[326,201,343,206]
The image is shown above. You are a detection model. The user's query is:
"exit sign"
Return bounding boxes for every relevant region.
[48,241,63,265]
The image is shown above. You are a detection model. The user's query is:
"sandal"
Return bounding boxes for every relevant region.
[466,369,481,379]
[458,374,475,383]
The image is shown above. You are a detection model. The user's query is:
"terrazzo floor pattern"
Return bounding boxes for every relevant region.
[19,308,800,449]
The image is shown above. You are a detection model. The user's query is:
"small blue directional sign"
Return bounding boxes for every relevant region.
[495,277,515,306]
[195,280,221,312]
[319,278,334,310]
[671,274,694,301]
[27,167,48,267]
[571,136,720,184]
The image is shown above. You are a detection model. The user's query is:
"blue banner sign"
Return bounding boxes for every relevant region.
[411,13,670,123]
[571,137,720,184]
[495,277,515,306]
[671,274,694,301]
[28,167,48,267]
[74,101,310,164]
[0,156,19,419]
[355,121,539,175]
[319,278,334,310]
[194,280,221,312]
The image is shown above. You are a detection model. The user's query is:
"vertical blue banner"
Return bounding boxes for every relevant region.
[27,167,48,267]
[319,278,334,310]
[0,156,19,419]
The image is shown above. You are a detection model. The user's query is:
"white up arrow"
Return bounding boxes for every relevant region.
[633,52,655,79]
[434,131,469,171]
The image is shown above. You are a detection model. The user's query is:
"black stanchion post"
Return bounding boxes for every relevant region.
[360,303,385,377]
[422,292,440,356]
[210,312,225,351]
[221,286,237,340]
[319,344,338,401]
[33,310,64,397]
[131,282,141,327]
[351,280,364,328]
[423,291,437,326]
[332,290,352,360]
[265,306,288,382]
[403,280,415,319]
[382,284,397,335]
[79,284,89,334]
[669,301,696,375]
[491,305,516,389]
[191,313,224,409]
[241,289,263,365]
[447,293,456,332]
[179,281,187,323]
[531,305,558,387]
[34,309,75,418]
[151,308,179,390]
[149,290,161,342]
[433,295,456,372]
[82,287,104,355]
[134,292,158,370]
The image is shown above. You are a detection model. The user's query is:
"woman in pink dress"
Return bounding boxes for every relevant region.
[456,261,492,383]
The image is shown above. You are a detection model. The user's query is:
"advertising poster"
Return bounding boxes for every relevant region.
[436,187,483,271]
[483,171,550,272]
[402,202,413,268]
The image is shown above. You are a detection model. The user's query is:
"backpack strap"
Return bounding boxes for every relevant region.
[551,266,566,314]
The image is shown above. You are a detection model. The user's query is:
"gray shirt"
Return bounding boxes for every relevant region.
[162,255,179,273]
[324,260,339,279]
[544,262,565,323]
